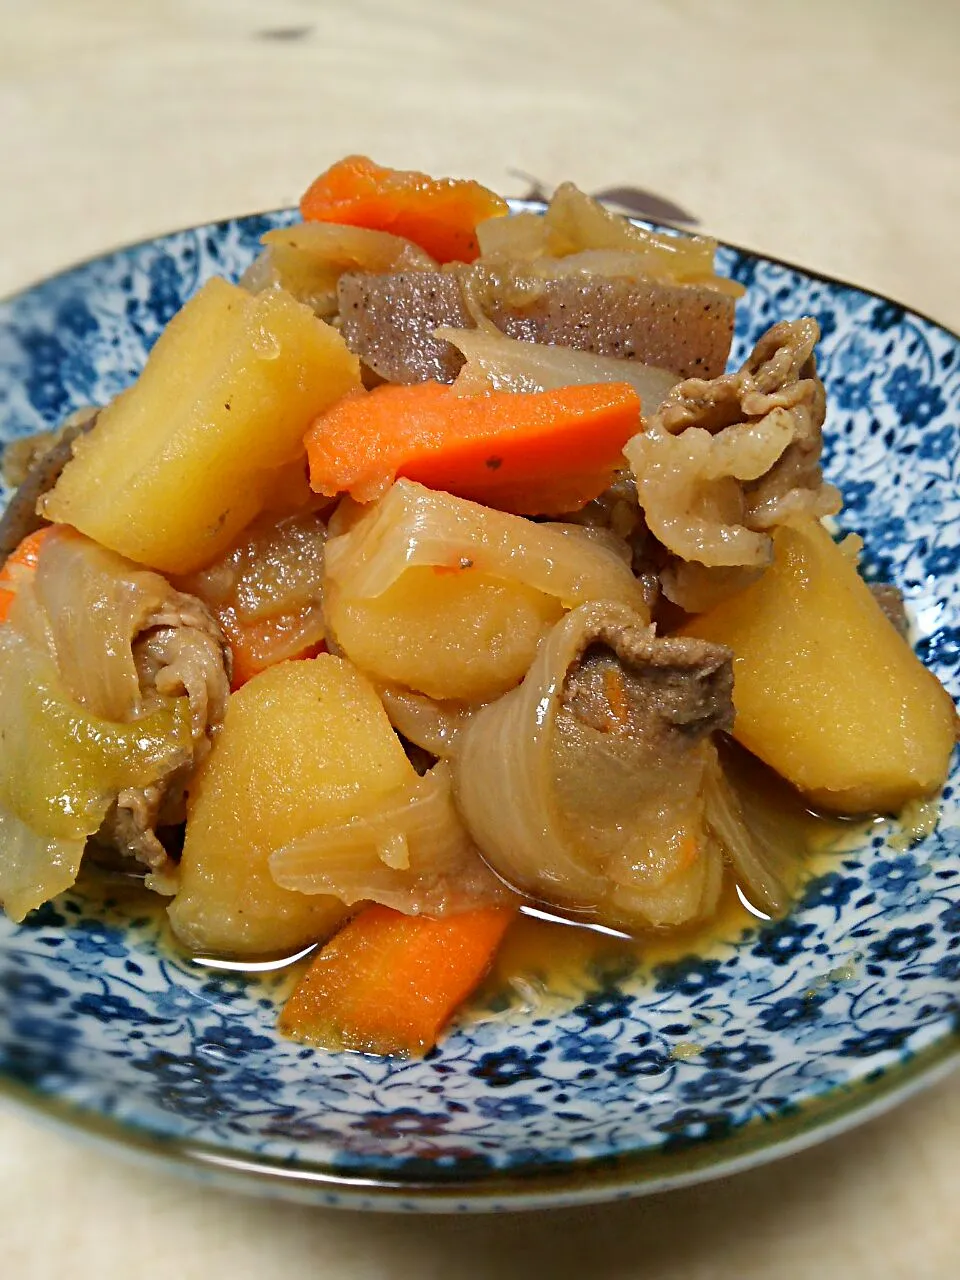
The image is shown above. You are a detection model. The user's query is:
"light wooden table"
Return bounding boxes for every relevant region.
[1,2,958,1276]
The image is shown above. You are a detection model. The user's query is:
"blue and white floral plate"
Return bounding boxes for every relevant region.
[0,207,958,1212]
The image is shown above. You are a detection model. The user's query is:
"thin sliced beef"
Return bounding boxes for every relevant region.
[454,601,733,930]
[337,266,735,385]
[871,583,910,638]
[0,408,99,559]
[626,318,841,611]
[562,629,734,743]
[96,591,231,882]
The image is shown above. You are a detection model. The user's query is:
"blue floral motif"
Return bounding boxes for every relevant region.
[885,366,946,430]
[0,970,68,1003]
[701,1041,773,1073]
[868,855,932,909]
[871,300,905,332]
[555,1031,614,1065]
[608,1049,671,1078]
[573,988,633,1027]
[758,994,828,1032]
[476,1095,546,1121]
[0,208,958,1210]
[680,1071,744,1103]
[926,545,960,577]
[802,872,860,912]
[840,1028,912,1058]
[867,925,935,964]
[917,424,957,461]
[65,918,129,959]
[469,1047,546,1088]
[133,1048,226,1087]
[752,919,816,966]
[652,957,727,997]
[656,1108,733,1148]
[832,377,874,413]
[351,1109,449,1138]
[71,990,162,1025]
[197,1020,275,1059]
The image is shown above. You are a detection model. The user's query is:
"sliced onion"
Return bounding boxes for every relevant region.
[439,327,680,407]
[377,685,478,757]
[702,755,800,917]
[453,601,728,930]
[0,803,86,924]
[242,222,437,318]
[269,762,511,916]
[324,479,650,618]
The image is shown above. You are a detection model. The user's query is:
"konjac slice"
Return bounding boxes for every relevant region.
[42,278,361,574]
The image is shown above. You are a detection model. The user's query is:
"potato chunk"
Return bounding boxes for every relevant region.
[168,656,414,956]
[682,518,957,813]
[325,565,563,702]
[42,279,360,574]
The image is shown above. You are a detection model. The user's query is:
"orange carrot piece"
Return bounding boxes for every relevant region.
[299,155,508,265]
[304,380,642,514]
[279,904,515,1056]
[0,525,55,622]
[217,607,326,691]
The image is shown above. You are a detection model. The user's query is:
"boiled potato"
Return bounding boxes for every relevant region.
[42,279,360,574]
[682,517,957,813]
[325,565,564,702]
[168,655,415,956]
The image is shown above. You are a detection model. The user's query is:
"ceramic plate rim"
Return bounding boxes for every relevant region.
[0,207,958,1210]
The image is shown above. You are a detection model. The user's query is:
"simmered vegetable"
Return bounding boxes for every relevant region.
[681,518,958,812]
[322,480,650,701]
[168,656,411,956]
[305,378,642,513]
[279,903,515,1055]
[300,155,508,264]
[1,155,956,1061]
[179,509,329,688]
[42,279,361,573]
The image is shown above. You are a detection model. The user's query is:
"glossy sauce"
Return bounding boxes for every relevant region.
[74,744,867,1031]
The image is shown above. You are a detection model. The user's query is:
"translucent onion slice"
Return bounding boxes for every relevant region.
[241,222,437,317]
[269,762,511,916]
[702,751,808,917]
[453,601,728,930]
[377,685,478,757]
[0,621,192,921]
[324,479,650,617]
[31,527,195,722]
[439,327,680,406]
[0,804,86,924]
[477,183,743,299]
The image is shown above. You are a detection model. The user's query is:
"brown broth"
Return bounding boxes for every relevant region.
[70,742,868,1036]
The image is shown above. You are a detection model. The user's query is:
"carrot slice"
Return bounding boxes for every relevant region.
[0,525,55,622]
[279,904,515,1056]
[304,380,642,514]
[217,608,326,690]
[299,155,508,265]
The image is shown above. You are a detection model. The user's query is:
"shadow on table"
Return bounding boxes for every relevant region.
[219,1074,957,1279]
